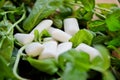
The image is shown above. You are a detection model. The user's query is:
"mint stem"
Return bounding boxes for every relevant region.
[13,45,28,80]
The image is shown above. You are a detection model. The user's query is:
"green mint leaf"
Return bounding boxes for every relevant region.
[39,29,51,42]
[34,30,39,42]
[108,36,120,47]
[23,0,63,32]
[92,45,110,71]
[0,55,16,79]
[52,18,63,29]
[106,8,120,31]
[102,70,115,80]
[62,63,88,80]
[58,49,90,71]
[0,20,14,62]
[79,0,95,11]
[34,29,51,42]
[92,35,108,44]
[58,49,90,80]
[27,57,58,75]
[0,0,5,8]
[88,20,107,32]
[70,29,94,47]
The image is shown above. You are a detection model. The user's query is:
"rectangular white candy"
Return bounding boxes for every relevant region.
[30,19,53,34]
[48,27,72,42]
[14,33,34,45]
[64,18,79,35]
[38,41,58,59]
[57,42,72,59]
[75,43,101,61]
